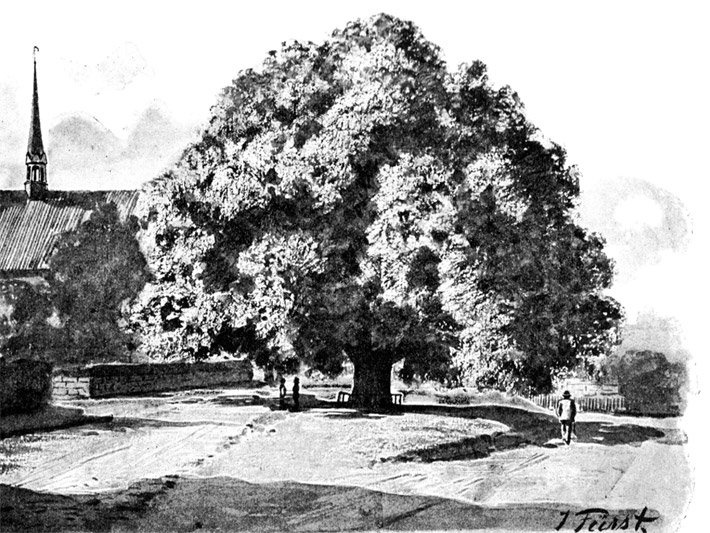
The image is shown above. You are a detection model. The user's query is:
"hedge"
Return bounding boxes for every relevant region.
[0,359,53,415]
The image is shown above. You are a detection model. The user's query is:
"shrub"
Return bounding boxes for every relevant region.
[3,203,149,366]
[604,350,686,416]
[435,389,472,405]
[0,358,53,415]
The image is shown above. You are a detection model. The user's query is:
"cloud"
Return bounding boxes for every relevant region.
[53,105,192,190]
[618,310,690,362]
[0,85,22,148]
[1,105,194,190]
[0,163,24,190]
[64,42,152,93]
[48,114,122,166]
[96,42,151,90]
[0,84,25,189]
[579,177,696,359]
[614,195,663,230]
[124,106,184,159]
[578,177,691,281]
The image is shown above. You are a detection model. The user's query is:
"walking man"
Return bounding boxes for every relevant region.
[556,390,577,445]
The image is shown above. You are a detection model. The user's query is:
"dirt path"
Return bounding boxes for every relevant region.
[197,408,689,530]
[0,389,691,531]
[1,395,271,494]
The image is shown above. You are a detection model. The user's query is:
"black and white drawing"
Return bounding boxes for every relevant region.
[1,3,706,532]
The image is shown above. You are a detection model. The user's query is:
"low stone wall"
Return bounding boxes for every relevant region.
[53,360,253,400]
[52,375,91,399]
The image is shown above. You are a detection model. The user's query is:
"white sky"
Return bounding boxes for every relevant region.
[1,1,706,197]
[1,0,707,336]
[1,0,709,524]
[1,0,707,333]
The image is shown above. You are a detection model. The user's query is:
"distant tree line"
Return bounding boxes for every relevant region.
[602,350,687,415]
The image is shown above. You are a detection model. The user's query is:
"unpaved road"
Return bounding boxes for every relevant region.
[1,391,272,494]
[0,388,691,532]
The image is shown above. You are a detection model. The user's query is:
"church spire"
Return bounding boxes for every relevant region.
[25,46,48,200]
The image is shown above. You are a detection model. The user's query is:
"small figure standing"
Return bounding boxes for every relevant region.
[292,377,300,412]
[556,390,577,445]
[278,376,287,410]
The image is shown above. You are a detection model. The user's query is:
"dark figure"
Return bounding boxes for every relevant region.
[292,377,300,412]
[556,390,577,444]
[278,377,287,410]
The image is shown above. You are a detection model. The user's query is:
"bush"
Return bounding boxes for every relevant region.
[604,350,686,416]
[436,389,472,405]
[2,203,149,366]
[433,388,544,411]
[0,358,53,415]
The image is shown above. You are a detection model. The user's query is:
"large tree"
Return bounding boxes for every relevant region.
[130,14,621,406]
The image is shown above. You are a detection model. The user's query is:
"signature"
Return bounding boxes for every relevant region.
[555,507,659,532]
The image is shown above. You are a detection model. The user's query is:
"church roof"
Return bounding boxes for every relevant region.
[0,190,141,275]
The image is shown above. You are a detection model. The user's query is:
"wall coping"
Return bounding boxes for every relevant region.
[54,359,252,378]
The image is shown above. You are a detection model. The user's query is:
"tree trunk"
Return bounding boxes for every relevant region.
[349,354,393,411]
[263,365,276,386]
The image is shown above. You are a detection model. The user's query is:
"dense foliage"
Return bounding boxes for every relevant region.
[602,350,686,415]
[130,14,621,403]
[0,358,53,415]
[3,203,149,365]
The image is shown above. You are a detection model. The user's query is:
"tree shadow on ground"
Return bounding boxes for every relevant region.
[0,406,111,439]
[317,409,390,420]
[99,417,202,430]
[375,404,669,462]
[573,422,664,446]
[84,417,235,432]
[207,395,265,407]
[0,476,662,532]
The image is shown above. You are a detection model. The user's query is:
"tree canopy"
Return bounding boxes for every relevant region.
[4,203,149,365]
[130,14,621,404]
[602,350,686,415]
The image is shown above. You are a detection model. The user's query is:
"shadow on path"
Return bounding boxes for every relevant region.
[0,476,662,532]
[319,410,389,420]
[574,422,664,446]
[0,407,112,440]
[373,404,668,463]
[206,395,265,407]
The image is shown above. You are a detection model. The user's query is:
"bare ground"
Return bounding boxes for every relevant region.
[0,388,691,532]
[0,477,662,532]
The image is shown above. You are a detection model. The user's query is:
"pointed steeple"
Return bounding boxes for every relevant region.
[25,46,48,200]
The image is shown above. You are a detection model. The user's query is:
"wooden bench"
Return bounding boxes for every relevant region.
[336,391,351,404]
[336,391,403,405]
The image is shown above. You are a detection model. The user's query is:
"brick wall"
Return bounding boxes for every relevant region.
[52,359,253,400]
[52,375,91,399]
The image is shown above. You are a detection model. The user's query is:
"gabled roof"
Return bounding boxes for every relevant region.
[0,190,141,275]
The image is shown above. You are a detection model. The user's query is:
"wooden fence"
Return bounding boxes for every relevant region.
[530,394,626,413]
